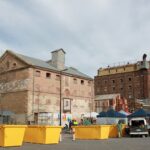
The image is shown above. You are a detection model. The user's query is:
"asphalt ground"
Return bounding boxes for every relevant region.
[0,134,150,150]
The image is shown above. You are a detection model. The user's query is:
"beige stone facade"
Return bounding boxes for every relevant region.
[0,50,94,124]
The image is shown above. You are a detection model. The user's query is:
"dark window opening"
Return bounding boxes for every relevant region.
[13,62,17,67]
[46,72,51,78]
[112,87,115,91]
[129,85,132,90]
[120,79,123,82]
[129,77,132,81]
[81,80,84,85]
[112,80,115,84]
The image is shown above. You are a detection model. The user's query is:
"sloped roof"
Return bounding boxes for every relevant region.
[62,67,92,79]
[51,48,66,54]
[5,50,92,79]
[9,50,58,71]
[95,94,120,101]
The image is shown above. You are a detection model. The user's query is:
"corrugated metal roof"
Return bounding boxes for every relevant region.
[95,94,120,101]
[9,51,58,71]
[7,50,92,79]
[62,67,92,79]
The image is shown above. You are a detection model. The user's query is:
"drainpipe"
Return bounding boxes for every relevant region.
[32,68,35,123]
[60,71,62,126]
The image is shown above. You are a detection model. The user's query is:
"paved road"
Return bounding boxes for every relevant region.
[1,134,150,150]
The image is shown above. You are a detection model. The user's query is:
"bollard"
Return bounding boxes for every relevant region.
[72,128,75,141]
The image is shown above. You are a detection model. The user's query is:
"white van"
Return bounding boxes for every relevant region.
[129,118,149,137]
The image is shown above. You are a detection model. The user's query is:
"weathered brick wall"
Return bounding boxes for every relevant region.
[0,52,27,74]
[0,91,27,114]
[27,68,94,121]
[0,52,94,123]
[94,69,149,109]
[0,69,30,117]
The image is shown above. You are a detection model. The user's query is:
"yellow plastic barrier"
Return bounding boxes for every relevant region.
[109,125,118,138]
[0,125,27,147]
[72,125,110,140]
[109,124,127,138]
[24,125,62,144]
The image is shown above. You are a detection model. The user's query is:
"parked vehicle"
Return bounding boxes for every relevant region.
[128,118,149,137]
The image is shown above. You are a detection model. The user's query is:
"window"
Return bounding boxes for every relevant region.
[88,81,91,86]
[97,88,100,93]
[129,85,132,90]
[128,77,132,81]
[112,80,115,84]
[13,62,17,68]
[104,87,107,92]
[56,75,60,80]
[81,80,84,85]
[35,70,41,77]
[112,87,115,91]
[109,99,113,106]
[73,78,77,84]
[129,95,133,99]
[46,72,51,78]
[120,79,123,83]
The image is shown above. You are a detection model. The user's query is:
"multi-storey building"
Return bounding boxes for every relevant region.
[94,54,150,111]
[0,49,94,124]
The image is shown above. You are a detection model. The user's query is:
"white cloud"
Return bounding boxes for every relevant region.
[0,0,150,77]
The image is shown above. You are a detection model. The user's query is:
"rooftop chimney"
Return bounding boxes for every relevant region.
[51,48,66,70]
[143,53,147,62]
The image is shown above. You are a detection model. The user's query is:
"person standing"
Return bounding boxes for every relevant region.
[117,121,122,138]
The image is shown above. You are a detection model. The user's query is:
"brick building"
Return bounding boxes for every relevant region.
[0,49,94,124]
[94,54,150,112]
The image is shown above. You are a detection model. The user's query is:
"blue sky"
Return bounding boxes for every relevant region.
[0,0,150,77]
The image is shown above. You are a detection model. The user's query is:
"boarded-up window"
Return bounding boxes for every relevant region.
[88,81,91,86]
[35,70,41,77]
[73,78,77,84]
[56,75,60,80]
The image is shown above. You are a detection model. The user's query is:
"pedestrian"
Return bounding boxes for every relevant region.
[117,120,122,138]
[73,119,78,126]
[83,118,91,125]
[79,119,84,125]
[69,120,73,133]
